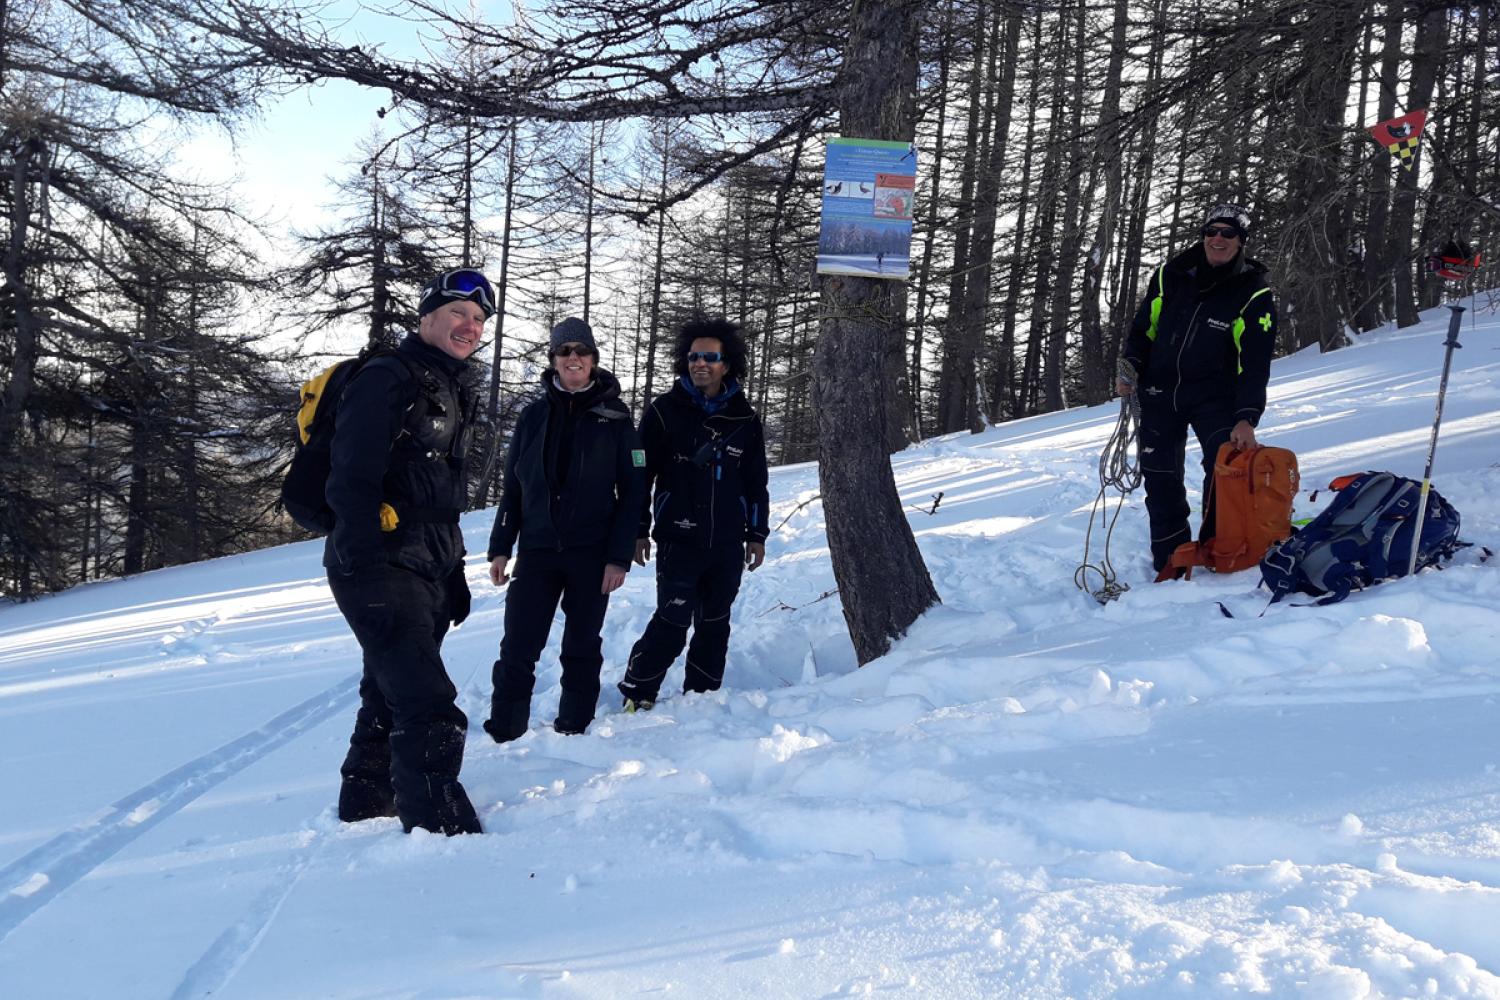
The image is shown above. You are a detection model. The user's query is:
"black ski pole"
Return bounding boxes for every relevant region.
[1407,304,1465,576]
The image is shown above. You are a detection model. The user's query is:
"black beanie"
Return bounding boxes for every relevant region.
[1203,201,1253,236]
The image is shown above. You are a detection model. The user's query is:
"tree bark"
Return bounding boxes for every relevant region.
[991,10,1045,423]
[952,5,1020,433]
[0,133,41,447]
[934,2,986,434]
[582,121,596,322]
[643,121,672,404]
[1042,0,1088,413]
[1354,0,1402,332]
[908,0,955,440]
[814,0,939,666]
[1277,2,1361,350]
[475,124,519,509]
[1391,3,1447,328]
[1076,0,1129,405]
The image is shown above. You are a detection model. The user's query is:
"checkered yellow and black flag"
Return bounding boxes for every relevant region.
[1366,109,1428,172]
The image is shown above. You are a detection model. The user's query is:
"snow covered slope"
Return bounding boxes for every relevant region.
[2,305,1499,999]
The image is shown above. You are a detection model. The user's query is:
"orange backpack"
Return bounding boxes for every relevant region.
[1156,444,1299,581]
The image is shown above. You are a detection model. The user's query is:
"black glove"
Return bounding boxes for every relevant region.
[447,564,472,626]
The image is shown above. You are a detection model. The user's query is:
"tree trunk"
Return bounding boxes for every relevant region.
[1391,3,1448,328]
[934,2,986,434]
[643,122,671,404]
[181,238,204,564]
[461,117,475,266]
[475,124,519,509]
[952,5,1020,433]
[908,0,955,439]
[123,285,165,576]
[1076,0,1129,405]
[0,133,41,447]
[1019,9,1067,416]
[815,0,939,666]
[991,11,1045,423]
[367,167,390,349]
[1042,0,1088,412]
[1277,2,1361,350]
[1115,0,1168,356]
[583,121,595,323]
[1354,0,1402,332]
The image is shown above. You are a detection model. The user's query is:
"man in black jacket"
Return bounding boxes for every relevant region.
[326,268,490,836]
[618,317,770,710]
[484,318,645,741]
[1117,202,1278,573]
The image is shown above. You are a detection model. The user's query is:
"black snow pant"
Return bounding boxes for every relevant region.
[1138,391,1235,572]
[618,540,746,705]
[485,545,612,742]
[329,566,481,836]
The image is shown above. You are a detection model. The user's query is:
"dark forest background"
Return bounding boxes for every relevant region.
[3,0,1496,605]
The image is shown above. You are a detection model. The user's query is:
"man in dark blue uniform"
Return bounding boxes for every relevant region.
[325,269,491,835]
[618,317,770,710]
[1117,203,1279,574]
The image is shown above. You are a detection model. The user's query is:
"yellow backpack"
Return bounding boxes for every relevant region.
[280,348,414,534]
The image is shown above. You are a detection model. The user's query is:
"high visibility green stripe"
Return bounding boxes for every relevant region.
[1232,287,1273,374]
[1146,264,1166,342]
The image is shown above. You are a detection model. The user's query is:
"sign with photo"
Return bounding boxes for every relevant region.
[816,137,917,280]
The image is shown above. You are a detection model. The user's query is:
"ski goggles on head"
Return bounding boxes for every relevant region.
[419,268,496,318]
[685,351,724,363]
[1200,224,1244,241]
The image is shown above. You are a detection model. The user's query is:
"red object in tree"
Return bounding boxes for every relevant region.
[1427,240,1481,282]
[1366,109,1428,171]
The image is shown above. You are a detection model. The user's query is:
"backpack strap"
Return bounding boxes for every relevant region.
[1155,540,1207,582]
[364,350,468,530]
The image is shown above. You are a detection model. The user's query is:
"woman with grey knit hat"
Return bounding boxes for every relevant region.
[482,317,646,740]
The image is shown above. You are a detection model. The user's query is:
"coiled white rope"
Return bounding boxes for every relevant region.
[1075,389,1142,604]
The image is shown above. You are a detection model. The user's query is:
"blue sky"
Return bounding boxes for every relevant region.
[176,2,512,251]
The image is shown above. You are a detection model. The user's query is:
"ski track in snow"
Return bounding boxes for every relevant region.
[0,674,358,945]
[2,308,1500,997]
[165,836,321,1000]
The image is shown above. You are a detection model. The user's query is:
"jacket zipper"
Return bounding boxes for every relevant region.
[1173,302,1206,412]
[695,409,751,547]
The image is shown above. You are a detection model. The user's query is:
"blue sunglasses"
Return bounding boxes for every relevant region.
[686,351,724,363]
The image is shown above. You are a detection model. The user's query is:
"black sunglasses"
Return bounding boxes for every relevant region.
[552,343,596,358]
[686,351,724,363]
[1201,224,1244,241]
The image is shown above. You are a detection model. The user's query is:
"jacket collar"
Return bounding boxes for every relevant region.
[1166,243,1268,288]
[674,375,746,416]
[399,334,469,379]
[543,366,624,412]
